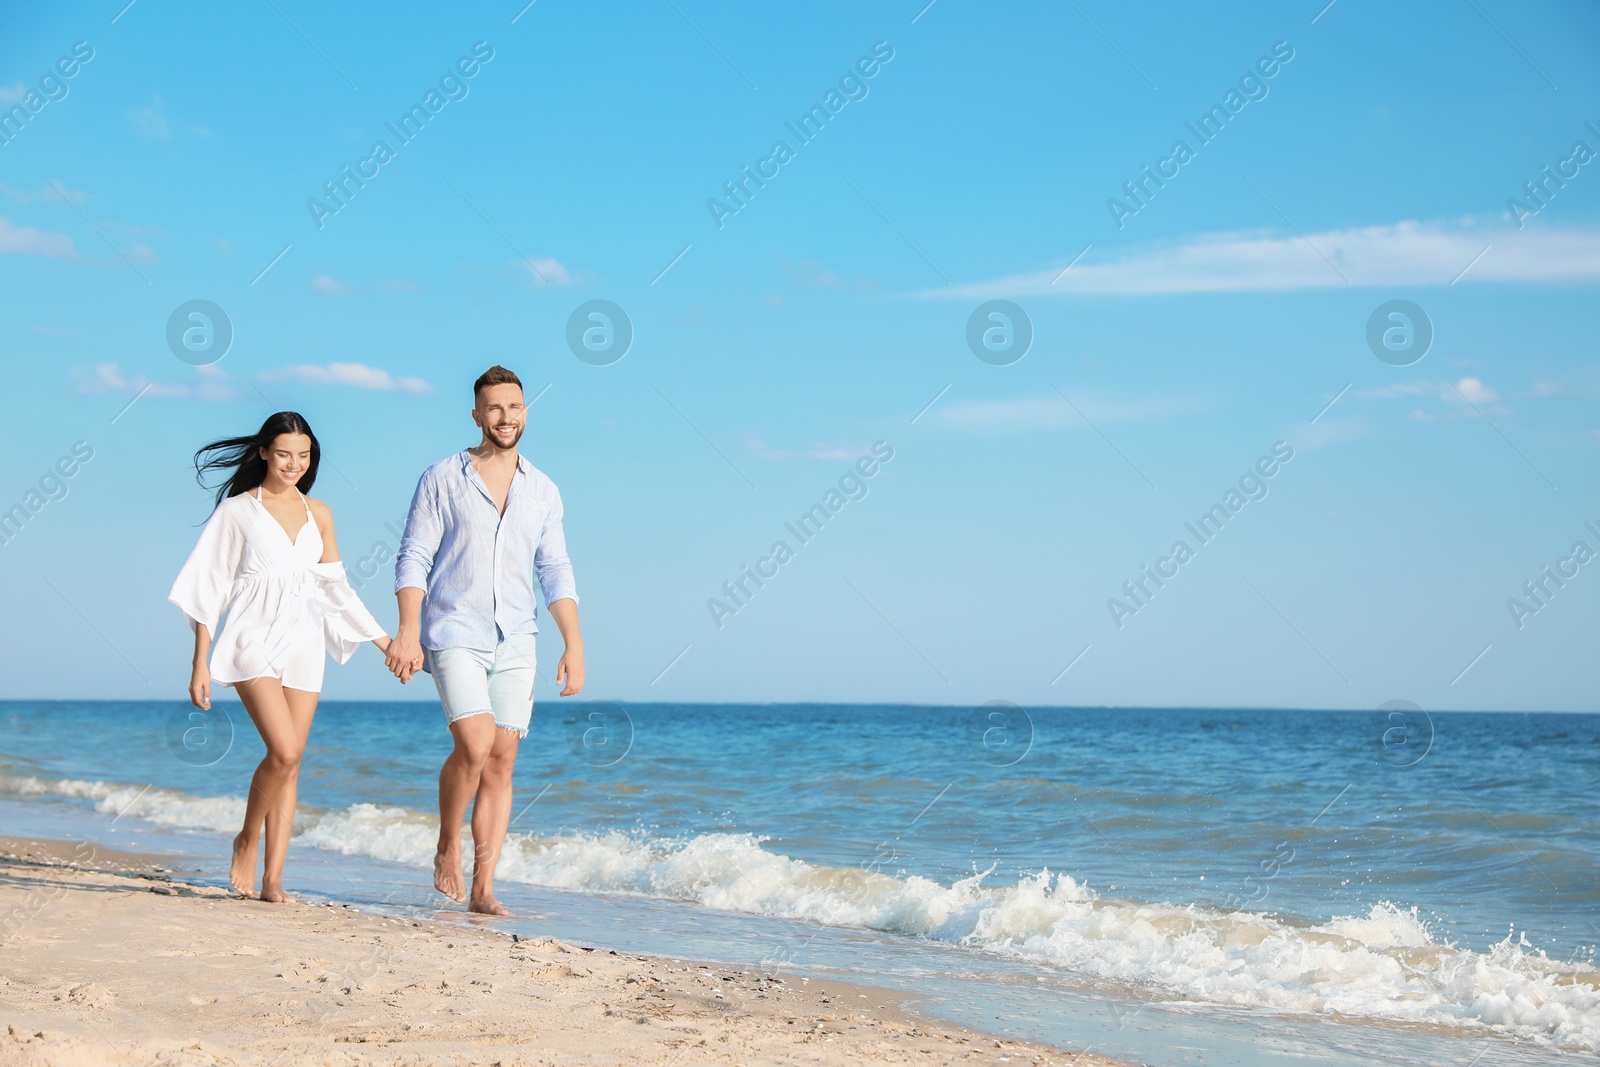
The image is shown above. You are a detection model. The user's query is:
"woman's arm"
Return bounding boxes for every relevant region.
[312,499,391,653]
[189,623,212,709]
[312,498,341,564]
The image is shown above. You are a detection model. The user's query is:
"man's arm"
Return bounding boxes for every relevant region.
[389,470,442,683]
[391,587,425,683]
[533,485,582,695]
[547,597,583,696]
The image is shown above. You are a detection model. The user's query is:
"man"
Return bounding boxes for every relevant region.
[386,365,585,916]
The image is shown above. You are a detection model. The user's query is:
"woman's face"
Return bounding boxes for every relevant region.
[258,433,312,488]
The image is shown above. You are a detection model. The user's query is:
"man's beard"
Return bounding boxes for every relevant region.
[484,423,524,451]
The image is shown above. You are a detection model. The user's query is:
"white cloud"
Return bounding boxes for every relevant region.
[129,96,173,140]
[122,239,157,265]
[514,257,572,287]
[0,181,87,205]
[72,362,237,402]
[931,218,1600,297]
[0,217,77,259]
[925,391,1202,433]
[1448,377,1499,405]
[931,396,1075,432]
[1352,380,1435,400]
[195,377,237,402]
[742,437,868,461]
[261,362,434,395]
[781,259,877,292]
[2,206,158,267]
[1353,376,1510,415]
[75,363,173,396]
[0,82,24,104]
[1294,417,1369,450]
[311,275,354,296]
[797,269,844,288]
[319,276,425,296]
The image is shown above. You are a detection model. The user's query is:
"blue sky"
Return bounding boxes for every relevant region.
[1,0,1597,711]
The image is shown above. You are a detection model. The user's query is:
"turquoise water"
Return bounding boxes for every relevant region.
[3,700,1596,1064]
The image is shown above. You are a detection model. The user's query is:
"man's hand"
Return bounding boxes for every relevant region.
[386,633,423,685]
[391,587,426,685]
[546,598,584,696]
[555,643,585,696]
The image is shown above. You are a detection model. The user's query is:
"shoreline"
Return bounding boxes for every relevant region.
[0,834,1129,1066]
[7,698,1598,714]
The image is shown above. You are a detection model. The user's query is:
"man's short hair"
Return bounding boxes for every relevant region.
[473,365,523,400]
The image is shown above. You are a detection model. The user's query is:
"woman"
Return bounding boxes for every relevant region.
[168,412,391,902]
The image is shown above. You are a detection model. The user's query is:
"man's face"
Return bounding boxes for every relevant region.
[473,383,526,451]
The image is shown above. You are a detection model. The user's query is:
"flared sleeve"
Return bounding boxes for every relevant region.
[310,561,387,664]
[167,500,245,635]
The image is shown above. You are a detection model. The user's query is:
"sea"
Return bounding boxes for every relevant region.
[1,699,1595,1067]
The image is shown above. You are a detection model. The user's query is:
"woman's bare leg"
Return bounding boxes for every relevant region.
[234,678,315,902]
[232,792,265,898]
[230,681,281,896]
[260,686,319,901]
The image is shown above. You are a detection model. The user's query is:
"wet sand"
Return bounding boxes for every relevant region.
[0,835,1129,1066]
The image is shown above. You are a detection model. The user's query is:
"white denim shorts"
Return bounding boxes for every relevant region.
[423,633,537,737]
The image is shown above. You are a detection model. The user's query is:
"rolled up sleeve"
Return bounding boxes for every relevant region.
[395,469,443,593]
[534,486,578,607]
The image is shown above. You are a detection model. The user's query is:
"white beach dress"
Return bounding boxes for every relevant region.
[167,488,387,693]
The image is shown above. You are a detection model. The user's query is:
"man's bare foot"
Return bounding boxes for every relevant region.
[259,883,295,904]
[230,833,257,897]
[434,844,466,903]
[468,894,510,916]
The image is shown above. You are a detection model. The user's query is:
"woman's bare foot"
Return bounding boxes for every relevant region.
[434,845,466,902]
[468,894,510,916]
[259,883,295,904]
[230,833,257,897]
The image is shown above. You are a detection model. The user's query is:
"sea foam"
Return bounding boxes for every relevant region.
[10,773,1597,1050]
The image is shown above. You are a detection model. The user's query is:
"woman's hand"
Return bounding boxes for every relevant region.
[375,634,393,653]
[386,632,423,684]
[189,662,212,710]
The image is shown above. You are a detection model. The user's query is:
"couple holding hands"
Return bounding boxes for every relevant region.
[168,366,582,915]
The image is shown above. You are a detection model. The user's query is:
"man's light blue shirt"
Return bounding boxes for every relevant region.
[395,450,578,651]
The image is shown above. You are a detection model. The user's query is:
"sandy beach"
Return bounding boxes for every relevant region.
[0,836,1124,1067]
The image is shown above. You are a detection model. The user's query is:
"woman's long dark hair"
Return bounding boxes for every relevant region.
[194,411,321,510]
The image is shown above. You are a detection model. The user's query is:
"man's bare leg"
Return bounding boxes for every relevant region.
[468,728,520,916]
[436,713,497,903]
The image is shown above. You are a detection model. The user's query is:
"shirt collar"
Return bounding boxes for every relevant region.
[458,449,531,477]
